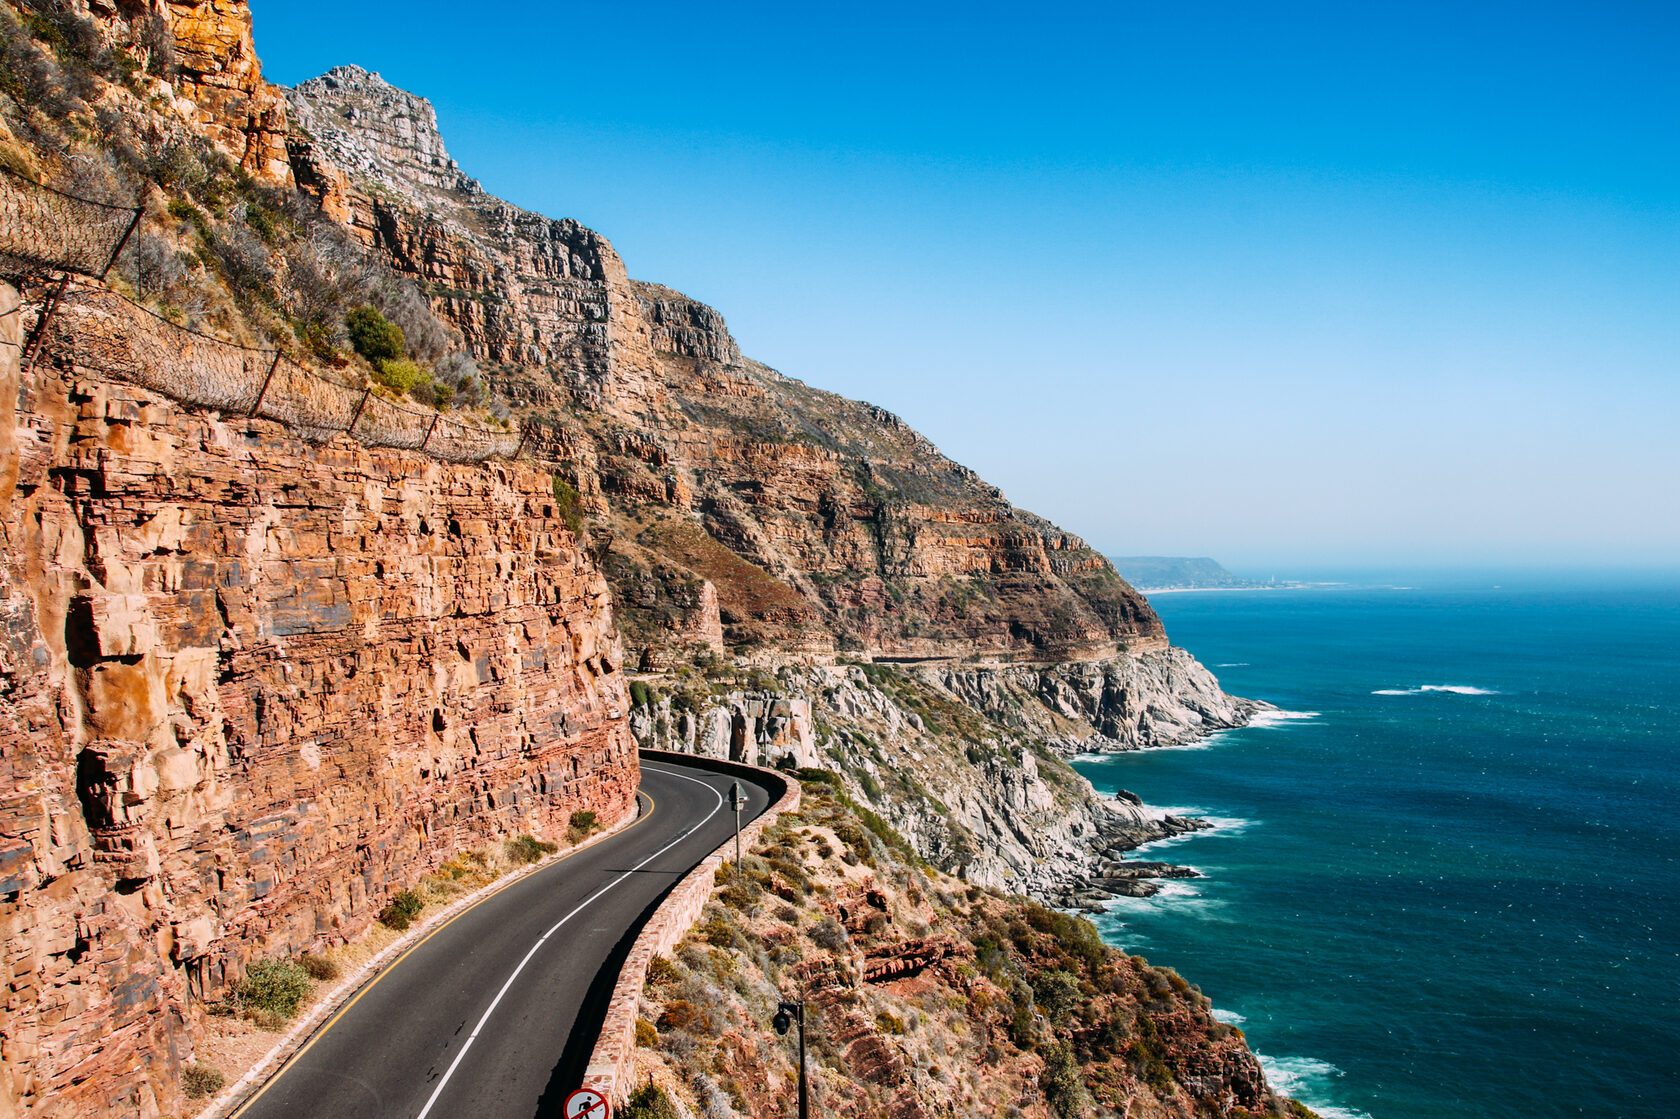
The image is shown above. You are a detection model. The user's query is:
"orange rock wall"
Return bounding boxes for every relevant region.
[164,0,293,183]
[0,297,638,1117]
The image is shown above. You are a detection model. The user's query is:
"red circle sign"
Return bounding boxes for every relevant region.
[563,1087,610,1119]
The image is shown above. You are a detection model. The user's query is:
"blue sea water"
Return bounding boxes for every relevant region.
[1070,574,1680,1119]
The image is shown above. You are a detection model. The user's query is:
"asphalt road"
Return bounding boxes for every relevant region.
[234,756,776,1119]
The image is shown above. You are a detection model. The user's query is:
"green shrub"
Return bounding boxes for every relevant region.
[231,958,313,1020]
[346,305,405,364]
[1040,1041,1087,1119]
[182,1062,225,1099]
[622,1083,679,1119]
[551,476,583,534]
[634,1018,659,1047]
[1032,968,1082,1027]
[567,810,600,844]
[374,358,426,394]
[507,834,559,865]
[378,889,424,930]
[629,680,659,709]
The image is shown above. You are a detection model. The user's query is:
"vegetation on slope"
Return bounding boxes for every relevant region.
[631,776,1308,1119]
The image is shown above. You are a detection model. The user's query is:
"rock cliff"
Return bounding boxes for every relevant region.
[0,288,638,1117]
[282,65,1169,665]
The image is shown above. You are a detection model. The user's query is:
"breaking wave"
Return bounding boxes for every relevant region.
[1255,1054,1374,1119]
[1371,684,1500,696]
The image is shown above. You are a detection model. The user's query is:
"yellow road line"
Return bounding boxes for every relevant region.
[229,789,657,1118]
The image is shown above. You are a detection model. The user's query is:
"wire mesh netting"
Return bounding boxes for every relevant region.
[0,172,140,281]
[38,283,521,462]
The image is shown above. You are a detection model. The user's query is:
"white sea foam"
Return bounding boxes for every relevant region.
[1216,662,1250,667]
[1255,1053,1374,1119]
[1211,1007,1246,1026]
[1371,684,1500,696]
[1247,707,1322,727]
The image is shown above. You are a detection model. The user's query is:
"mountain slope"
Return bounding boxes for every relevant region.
[285,66,1166,666]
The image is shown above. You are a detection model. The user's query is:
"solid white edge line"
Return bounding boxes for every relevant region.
[412,764,728,1119]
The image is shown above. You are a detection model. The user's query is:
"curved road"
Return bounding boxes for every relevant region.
[235,756,775,1119]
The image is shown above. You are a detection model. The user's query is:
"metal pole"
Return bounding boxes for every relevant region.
[420,411,441,452]
[249,352,282,417]
[512,424,529,459]
[731,780,742,863]
[98,206,145,282]
[347,385,373,433]
[21,273,70,374]
[797,1002,808,1119]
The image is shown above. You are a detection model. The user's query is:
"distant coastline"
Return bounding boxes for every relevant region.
[1109,555,1308,594]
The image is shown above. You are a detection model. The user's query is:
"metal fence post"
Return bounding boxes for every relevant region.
[347,385,374,434]
[512,425,529,459]
[21,274,71,374]
[420,412,441,451]
[249,352,282,417]
[98,206,145,283]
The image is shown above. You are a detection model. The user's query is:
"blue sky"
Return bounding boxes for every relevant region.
[249,1,1678,572]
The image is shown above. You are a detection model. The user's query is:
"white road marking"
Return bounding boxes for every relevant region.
[412,765,727,1119]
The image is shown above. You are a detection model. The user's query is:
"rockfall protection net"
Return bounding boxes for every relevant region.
[37,283,522,462]
[0,171,140,281]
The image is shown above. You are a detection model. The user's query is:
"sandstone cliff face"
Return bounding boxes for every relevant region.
[0,296,638,1118]
[163,0,292,183]
[280,67,1168,664]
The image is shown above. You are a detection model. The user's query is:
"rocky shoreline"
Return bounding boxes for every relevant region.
[626,648,1260,910]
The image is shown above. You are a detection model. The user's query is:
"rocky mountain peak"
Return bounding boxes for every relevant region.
[287,64,473,197]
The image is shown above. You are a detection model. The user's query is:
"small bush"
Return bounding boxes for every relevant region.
[635,1018,659,1047]
[182,1062,225,1099]
[567,810,600,844]
[507,834,558,865]
[346,305,405,364]
[374,357,426,394]
[231,958,314,1021]
[551,476,583,534]
[299,953,339,982]
[622,1083,680,1119]
[647,954,681,986]
[876,1011,905,1035]
[657,999,711,1034]
[378,889,424,930]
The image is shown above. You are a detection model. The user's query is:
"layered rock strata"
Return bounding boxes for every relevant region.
[629,663,1220,904]
[280,66,1170,664]
[0,295,637,1118]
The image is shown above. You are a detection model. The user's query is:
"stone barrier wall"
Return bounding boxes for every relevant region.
[580,751,802,1106]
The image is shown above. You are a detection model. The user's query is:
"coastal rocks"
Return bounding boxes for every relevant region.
[630,691,819,770]
[924,646,1263,754]
[627,664,1213,904]
[0,321,638,1118]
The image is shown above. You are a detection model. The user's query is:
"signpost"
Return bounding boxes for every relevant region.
[562,1087,609,1119]
[730,780,746,862]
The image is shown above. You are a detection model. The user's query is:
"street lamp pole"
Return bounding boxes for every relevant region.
[772,998,807,1119]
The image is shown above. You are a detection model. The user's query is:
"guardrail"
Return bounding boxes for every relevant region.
[580,752,802,1107]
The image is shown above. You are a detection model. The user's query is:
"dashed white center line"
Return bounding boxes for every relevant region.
[412,766,726,1119]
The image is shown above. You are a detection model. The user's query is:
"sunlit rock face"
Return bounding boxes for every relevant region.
[0,308,638,1117]
[281,66,1171,665]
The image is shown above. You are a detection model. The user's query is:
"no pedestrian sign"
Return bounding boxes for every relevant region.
[563,1088,610,1119]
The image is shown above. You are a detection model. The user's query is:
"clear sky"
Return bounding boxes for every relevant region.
[249,1,1678,572]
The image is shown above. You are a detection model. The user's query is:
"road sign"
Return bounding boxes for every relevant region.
[563,1087,610,1119]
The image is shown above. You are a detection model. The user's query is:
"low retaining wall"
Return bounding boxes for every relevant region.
[580,751,802,1106]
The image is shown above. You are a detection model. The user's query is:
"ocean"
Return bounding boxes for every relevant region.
[1070,573,1680,1119]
